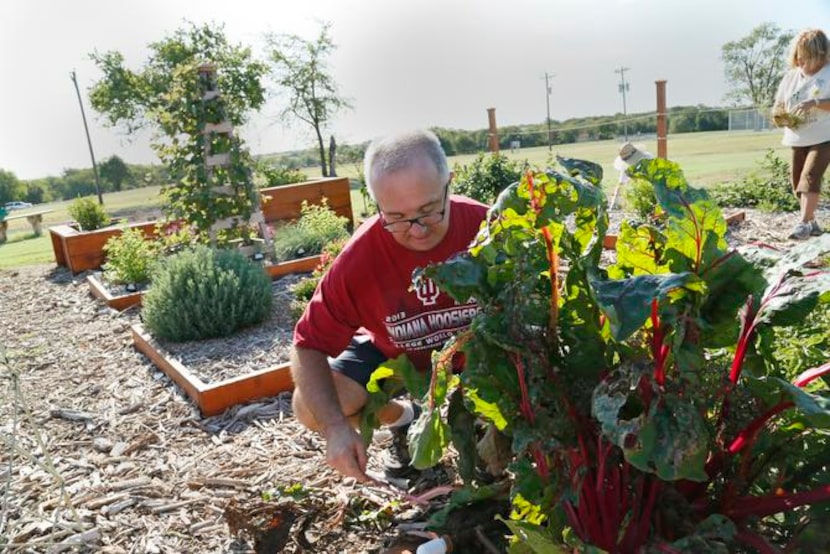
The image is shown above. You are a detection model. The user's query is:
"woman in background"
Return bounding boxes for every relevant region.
[773,28,830,240]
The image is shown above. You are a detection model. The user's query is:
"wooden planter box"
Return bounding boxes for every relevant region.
[260,176,352,228]
[131,323,293,417]
[87,255,320,311]
[264,254,322,280]
[87,274,144,311]
[52,177,353,274]
[50,221,159,274]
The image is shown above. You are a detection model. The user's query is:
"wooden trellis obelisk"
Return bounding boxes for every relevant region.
[198,63,271,258]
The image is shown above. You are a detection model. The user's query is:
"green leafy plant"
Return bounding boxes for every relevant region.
[255,161,307,188]
[623,177,659,221]
[289,237,348,319]
[89,23,268,245]
[452,152,524,204]
[769,300,830,377]
[102,228,158,286]
[153,220,198,256]
[271,199,350,262]
[142,245,272,342]
[709,149,798,213]
[400,157,830,551]
[68,196,111,231]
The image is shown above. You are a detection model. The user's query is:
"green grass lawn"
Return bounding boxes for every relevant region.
[0,130,789,270]
[0,234,54,269]
[509,131,788,190]
[314,129,789,191]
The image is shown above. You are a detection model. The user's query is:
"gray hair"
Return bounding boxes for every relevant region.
[363,129,449,199]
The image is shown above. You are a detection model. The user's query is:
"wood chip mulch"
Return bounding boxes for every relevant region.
[0,266,447,554]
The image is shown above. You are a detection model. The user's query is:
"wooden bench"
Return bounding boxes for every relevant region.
[0,209,54,242]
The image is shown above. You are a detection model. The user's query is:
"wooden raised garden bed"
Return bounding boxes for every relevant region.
[265,254,322,280]
[131,323,293,417]
[89,253,322,311]
[86,274,144,311]
[53,177,353,274]
[260,176,352,228]
[50,221,159,274]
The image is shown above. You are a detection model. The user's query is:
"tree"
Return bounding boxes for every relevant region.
[265,22,351,177]
[89,22,269,242]
[722,22,795,109]
[90,22,267,135]
[99,155,132,192]
[59,168,99,199]
[0,169,24,204]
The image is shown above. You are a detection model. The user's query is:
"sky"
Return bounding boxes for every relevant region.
[2,0,829,180]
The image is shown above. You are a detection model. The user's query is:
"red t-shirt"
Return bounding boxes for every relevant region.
[293,195,488,372]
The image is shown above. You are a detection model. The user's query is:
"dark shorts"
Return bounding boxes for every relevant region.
[328,335,388,387]
[792,140,830,195]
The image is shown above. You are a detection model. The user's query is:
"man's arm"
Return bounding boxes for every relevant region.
[290,346,369,481]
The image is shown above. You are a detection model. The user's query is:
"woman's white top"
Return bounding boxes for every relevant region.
[775,62,830,147]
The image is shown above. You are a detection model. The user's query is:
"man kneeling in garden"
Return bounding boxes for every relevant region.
[290,129,488,482]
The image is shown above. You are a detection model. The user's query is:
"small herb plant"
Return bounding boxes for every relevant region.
[271,199,350,262]
[391,157,830,551]
[102,228,158,286]
[289,237,348,320]
[68,196,111,231]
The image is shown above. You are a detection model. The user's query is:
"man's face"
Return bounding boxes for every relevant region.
[372,159,451,252]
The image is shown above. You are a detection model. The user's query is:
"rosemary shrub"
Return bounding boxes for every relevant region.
[142,245,272,342]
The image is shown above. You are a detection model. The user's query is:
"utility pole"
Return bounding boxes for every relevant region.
[615,66,630,142]
[70,69,103,205]
[543,72,555,151]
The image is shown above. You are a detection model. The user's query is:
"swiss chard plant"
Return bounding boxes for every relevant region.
[403,157,830,552]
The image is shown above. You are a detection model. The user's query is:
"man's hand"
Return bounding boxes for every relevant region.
[324,421,369,482]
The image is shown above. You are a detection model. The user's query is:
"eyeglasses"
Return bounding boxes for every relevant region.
[381,181,450,233]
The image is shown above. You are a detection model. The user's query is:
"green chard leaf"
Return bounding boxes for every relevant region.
[746,375,830,429]
[410,406,450,469]
[590,272,705,342]
[593,378,709,482]
[359,355,414,444]
[556,155,604,186]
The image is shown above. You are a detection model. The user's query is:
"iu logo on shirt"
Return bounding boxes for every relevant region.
[414,277,441,306]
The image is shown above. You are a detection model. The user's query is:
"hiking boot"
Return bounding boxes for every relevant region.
[811,220,824,236]
[789,221,813,240]
[382,403,422,478]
